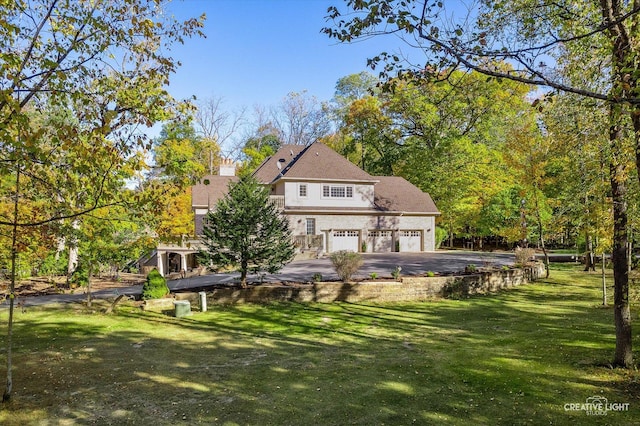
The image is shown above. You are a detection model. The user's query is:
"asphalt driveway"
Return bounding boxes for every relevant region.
[172,250,515,288]
[13,251,515,307]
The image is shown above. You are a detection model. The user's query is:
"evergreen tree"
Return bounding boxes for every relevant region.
[199,176,294,287]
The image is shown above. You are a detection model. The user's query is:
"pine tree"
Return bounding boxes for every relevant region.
[199,176,295,287]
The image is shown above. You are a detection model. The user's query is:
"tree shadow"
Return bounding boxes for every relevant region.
[1,274,638,424]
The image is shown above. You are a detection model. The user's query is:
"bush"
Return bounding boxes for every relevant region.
[330,250,363,282]
[435,226,448,249]
[70,262,89,287]
[142,269,169,300]
[312,272,323,282]
[391,266,402,281]
[514,247,537,266]
[39,252,69,277]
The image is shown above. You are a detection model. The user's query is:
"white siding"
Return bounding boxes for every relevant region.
[284,181,374,209]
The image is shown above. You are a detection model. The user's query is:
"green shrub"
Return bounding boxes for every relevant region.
[435,226,448,249]
[330,250,363,282]
[312,272,323,282]
[465,264,477,273]
[142,269,169,300]
[39,252,69,277]
[391,266,402,281]
[369,272,378,279]
[426,271,435,277]
[70,262,89,287]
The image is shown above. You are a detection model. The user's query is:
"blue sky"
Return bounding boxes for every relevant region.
[163,0,403,111]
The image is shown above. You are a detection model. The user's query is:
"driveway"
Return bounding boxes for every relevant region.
[164,250,514,288]
[11,251,514,307]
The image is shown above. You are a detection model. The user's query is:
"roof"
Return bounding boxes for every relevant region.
[191,175,239,209]
[253,142,377,184]
[191,144,439,216]
[373,176,440,214]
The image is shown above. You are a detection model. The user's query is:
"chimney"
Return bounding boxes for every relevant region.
[218,158,236,176]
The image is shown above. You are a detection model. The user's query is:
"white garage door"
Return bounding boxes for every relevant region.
[399,230,422,252]
[367,230,393,252]
[332,230,360,252]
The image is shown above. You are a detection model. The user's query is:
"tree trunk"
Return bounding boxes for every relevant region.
[86,263,93,308]
[448,220,454,248]
[601,2,635,366]
[602,250,607,306]
[533,189,549,278]
[240,259,248,288]
[609,105,633,368]
[3,168,20,402]
[585,234,596,272]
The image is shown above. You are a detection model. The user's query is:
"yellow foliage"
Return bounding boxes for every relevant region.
[156,188,194,241]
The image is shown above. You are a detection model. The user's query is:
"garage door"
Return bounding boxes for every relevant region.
[399,230,422,252]
[332,230,360,252]
[367,230,393,252]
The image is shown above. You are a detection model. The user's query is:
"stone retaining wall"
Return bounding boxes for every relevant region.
[146,263,545,310]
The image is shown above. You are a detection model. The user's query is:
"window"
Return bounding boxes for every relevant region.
[368,231,392,237]
[333,230,358,237]
[306,218,316,235]
[299,184,307,197]
[322,184,354,199]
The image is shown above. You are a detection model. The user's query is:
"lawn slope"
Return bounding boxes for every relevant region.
[0,264,638,425]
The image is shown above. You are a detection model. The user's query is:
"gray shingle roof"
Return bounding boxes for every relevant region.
[253,142,376,184]
[373,176,440,214]
[191,175,239,208]
[191,143,439,216]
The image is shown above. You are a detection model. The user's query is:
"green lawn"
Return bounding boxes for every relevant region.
[0,265,639,425]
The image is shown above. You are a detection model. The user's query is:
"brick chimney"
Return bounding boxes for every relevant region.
[218,158,236,176]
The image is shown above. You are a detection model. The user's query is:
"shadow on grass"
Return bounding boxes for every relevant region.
[0,266,638,425]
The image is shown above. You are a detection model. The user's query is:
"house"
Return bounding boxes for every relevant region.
[147,158,239,277]
[193,142,439,258]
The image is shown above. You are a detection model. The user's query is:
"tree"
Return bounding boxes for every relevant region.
[341,95,400,174]
[331,69,533,247]
[153,121,209,185]
[272,91,332,146]
[72,204,154,307]
[198,176,294,287]
[0,0,204,401]
[195,95,246,169]
[150,121,210,241]
[324,0,639,367]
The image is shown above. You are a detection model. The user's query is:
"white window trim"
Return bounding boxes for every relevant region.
[299,183,308,198]
[306,218,316,235]
[321,184,354,199]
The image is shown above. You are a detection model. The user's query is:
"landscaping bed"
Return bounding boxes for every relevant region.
[0,273,145,298]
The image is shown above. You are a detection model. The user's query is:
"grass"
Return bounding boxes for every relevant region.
[0,264,639,425]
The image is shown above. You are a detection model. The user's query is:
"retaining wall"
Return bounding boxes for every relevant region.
[145,263,546,310]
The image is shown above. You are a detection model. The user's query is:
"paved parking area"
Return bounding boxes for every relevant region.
[14,251,515,307]
[172,250,515,289]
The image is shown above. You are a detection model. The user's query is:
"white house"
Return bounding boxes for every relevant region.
[193,142,439,258]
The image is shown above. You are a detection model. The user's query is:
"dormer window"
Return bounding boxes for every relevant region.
[322,184,354,199]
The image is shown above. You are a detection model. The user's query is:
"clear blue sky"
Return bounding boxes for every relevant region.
[163,0,403,110]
